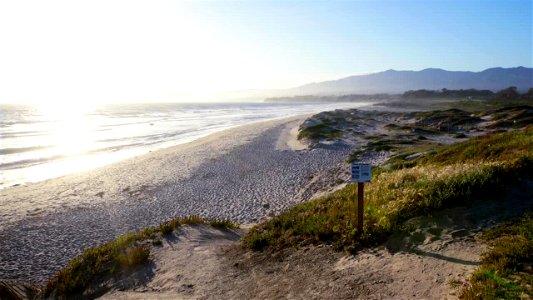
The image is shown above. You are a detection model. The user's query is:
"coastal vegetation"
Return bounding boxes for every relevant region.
[297,109,393,143]
[265,87,533,105]
[401,88,495,99]
[460,213,533,299]
[243,126,533,252]
[243,100,533,296]
[297,123,343,140]
[401,86,533,100]
[42,216,238,299]
[382,96,533,112]
[298,105,532,163]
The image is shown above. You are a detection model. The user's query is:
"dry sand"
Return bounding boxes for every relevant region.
[0,115,354,284]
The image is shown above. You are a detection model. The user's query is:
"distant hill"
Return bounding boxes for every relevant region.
[289,67,533,95]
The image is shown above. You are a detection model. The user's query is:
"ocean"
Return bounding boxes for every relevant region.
[0,102,368,189]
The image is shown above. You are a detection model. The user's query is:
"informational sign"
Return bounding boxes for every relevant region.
[351,163,372,182]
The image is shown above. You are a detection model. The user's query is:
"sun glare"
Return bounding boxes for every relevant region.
[36,101,96,156]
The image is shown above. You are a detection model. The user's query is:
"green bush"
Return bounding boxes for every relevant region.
[461,214,533,299]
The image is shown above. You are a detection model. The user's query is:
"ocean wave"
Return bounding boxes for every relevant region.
[0,155,67,170]
[0,130,48,138]
[0,145,53,155]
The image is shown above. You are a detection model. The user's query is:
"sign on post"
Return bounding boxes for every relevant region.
[351,163,371,183]
[351,162,372,235]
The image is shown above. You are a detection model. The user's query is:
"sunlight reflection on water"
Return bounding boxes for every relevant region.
[0,102,370,188]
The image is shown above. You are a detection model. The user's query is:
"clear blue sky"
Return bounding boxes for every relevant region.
[183,0,532,74]
[0,0,531,103]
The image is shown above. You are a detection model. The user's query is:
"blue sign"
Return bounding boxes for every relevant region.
[351,163,371,182]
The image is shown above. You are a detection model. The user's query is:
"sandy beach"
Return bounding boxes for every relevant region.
[0,115,354,283]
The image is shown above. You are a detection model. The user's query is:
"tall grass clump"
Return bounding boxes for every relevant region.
[209,219,240,229]
[297,124,343,140]
[243,128,533,252]
[43,215,238,298]
[460,214,533,299]
[42,233,149,298]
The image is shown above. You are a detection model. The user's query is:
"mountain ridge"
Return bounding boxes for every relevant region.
[289,66,533,95]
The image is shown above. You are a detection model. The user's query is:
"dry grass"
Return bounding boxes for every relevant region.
[244,128,533,252]
[42,233,149,298]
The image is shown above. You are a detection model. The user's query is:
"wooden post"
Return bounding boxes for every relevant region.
[352,162,370,236]
[357,182,364,235]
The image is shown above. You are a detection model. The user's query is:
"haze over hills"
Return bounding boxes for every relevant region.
[288,67,533,96]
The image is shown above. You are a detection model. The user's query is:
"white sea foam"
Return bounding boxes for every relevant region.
[0,102,369,188]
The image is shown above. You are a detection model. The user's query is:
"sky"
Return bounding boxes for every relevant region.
[0,0,531,104]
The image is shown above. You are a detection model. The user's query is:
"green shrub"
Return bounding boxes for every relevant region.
[461,214,533,299]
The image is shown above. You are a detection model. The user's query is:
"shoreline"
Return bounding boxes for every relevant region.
[1,101,371,190]
[0,114,302,191]
[0,115,308,229]
[0,113,352,283]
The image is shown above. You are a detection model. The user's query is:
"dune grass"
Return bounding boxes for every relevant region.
[209,219,241,229]
[42,233,150,298]
[243,128,533,252]
[385,126,533,170]
[418,127,533,165]
[297,123,343,140]
[409,108,481,132]
[347,137,419,162]
[460,214,533,299]
[43,216,239,298]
